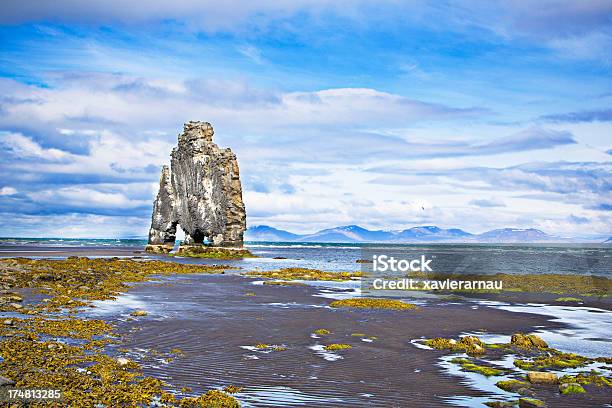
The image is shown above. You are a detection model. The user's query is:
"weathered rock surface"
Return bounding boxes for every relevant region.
[116,357,131,367]
[0,375,15,386]
[559,382,586,394]
[511,333,548,349]
[527,371,558,384]
[130,310,148,317]
[518,398,546,408]
[146,121,246,251]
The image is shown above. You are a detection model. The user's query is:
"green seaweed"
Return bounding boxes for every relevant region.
[424,335,486,355]
[324,344,352,351]
[559,370,612,387]
[514,352,588,370]
[518,398,545,407]
[262,280,306,286]
[246,268,362,281]
[486,343,508,349]
[451,357,505,376]
[223,385,243,394]
[173,245,256,259]
[496,379,530,392]
[510,333,548,349]
[329,298,418,310]
[254,344,286,351]
[559,383,586,395]
[0,257,232,314]
[0,258,241,406]
[554,297,582,302]
[177,390,240,407]
[130,310,148,317]
[484,401,517,408]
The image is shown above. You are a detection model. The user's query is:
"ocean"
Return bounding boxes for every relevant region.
[0,238,610,277]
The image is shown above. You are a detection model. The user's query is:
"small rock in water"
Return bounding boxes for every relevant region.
[511,333,548,349]
[2,319,13,326]
[9,303,22,309]
[130,310,147,317]
[34,273,55,281]
[495,379,530,393]
[0,375,15,386]
[527,371,558,384]
[559,382,586,394]
[1,294,22,302]
[518,398,546,408]
[116,357,130,366]
[456,335,485,354]
[485,401,515,408]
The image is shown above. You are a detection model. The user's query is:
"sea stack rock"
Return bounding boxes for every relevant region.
[146,121,247,253]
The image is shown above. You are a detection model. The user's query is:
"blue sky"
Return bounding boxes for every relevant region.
[0,1,610,239]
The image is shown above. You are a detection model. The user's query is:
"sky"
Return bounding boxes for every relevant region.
[0,0,610,239]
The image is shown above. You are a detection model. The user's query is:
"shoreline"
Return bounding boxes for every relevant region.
[0,244,148,258]
[0,254,610,406]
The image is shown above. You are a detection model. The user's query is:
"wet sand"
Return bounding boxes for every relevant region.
[97,273,609,407]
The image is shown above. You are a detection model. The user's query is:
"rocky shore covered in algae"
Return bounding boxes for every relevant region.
[0,255,610,407]
[0,257,241,407]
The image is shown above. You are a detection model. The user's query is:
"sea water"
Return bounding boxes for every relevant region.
[1,239,609,277]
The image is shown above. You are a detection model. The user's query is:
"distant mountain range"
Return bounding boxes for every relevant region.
[245,225,586,243]
[245,226,301,242]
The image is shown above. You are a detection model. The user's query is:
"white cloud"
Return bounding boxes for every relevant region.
[0,74,609,239]
[29,187,149,209]
[244,191,336,218]
[469,197,506,207]
[549,31,612,63]
[237,45,265,64]
[2,129,172,181]
[2,0,610,64]
[0,213,150,238]
[0,77,480,138]
[0,187,17,196]
[1,132,70,161]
